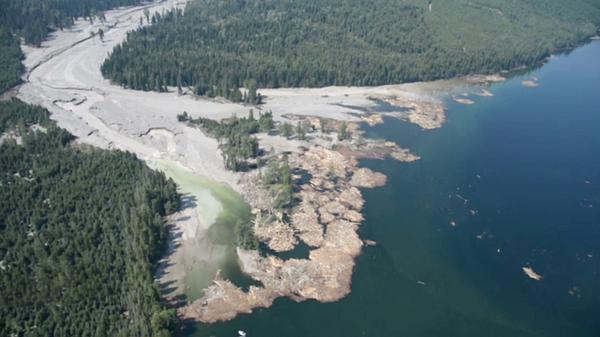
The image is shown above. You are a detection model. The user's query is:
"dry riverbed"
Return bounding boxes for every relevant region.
[14,0,501,324]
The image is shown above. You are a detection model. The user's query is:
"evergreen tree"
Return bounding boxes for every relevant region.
[259,111,274,132]
[0,100,181,337]
[99,0,600,95]
[279,122,294,139]
[296,121,307,140]
[144,8,150,23]
[262,155,294,210]
[0,0,146,93]
[337,121,349,141]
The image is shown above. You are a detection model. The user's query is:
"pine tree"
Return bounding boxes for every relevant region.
[296,121,306,140]
[337,121,349,141]
[279,122,294,139]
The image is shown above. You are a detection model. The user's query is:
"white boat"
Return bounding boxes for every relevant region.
[238,331,247,337]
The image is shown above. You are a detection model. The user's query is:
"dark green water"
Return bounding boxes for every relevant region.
[188,41,600,337]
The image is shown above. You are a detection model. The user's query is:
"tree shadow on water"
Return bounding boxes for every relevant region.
[155,192,199,307]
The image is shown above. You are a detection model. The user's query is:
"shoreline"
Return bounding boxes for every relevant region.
[181,141,419,323]
[10,0,550,325]
[13,0,500,321]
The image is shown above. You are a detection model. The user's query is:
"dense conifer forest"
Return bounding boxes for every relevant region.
[0,100,180,337]
[102,0,600,94]
[0,0,144,93]
[0,0,143,46]
[0,28,23,94]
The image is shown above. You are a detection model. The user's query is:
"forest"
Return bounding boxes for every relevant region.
[178,110,273,171]
[0,0,143,46]
[0,100,181,337]
[261,155,294,211]
[0,0,144,93]
[0,28,23,94]
[102,0,600,95]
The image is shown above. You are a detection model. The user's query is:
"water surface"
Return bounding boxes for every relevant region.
[188,41,600,337]
[155,160,253,301]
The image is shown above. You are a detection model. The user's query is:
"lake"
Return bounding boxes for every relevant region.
[187,40,600,337]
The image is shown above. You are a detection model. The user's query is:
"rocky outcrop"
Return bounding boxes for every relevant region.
[180,272,277,323]
[351,168,387,188]
[338,186,364,210]
[300,145,349,177]
[465,74,506,84]
[238,172,275,211]
[453,96,475,105]
[254,218,297,252]
[282,114,361,135]
[362,113,384,126]
[406,100,446,130]
[380,97,446,130]
[336,140,420,163]
[291,196,324,247]
[389,147,420,162]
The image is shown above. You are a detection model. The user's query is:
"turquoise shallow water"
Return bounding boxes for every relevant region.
[154,161,254,301]
[186,41,600,337]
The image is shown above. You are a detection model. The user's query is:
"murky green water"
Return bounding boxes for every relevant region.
[153,160,253,301]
